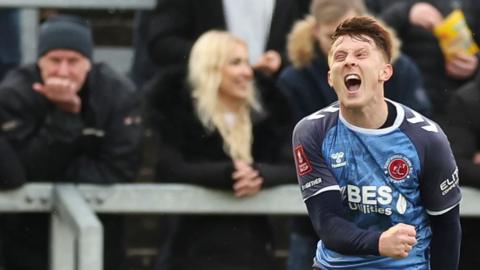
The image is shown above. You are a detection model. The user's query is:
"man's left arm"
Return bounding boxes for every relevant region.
[65,91,143,183]
[419,126,462,269]
[429,205,461,270]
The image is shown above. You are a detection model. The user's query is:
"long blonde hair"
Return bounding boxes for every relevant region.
[188,30,261,163]
[287,0,400,68]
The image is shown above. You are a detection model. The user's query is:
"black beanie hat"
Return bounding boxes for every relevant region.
[38,15,93,59]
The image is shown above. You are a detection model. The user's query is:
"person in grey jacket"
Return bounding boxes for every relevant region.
[0,15,143,270]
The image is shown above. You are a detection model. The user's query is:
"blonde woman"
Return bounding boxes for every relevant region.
[146,30,295,270]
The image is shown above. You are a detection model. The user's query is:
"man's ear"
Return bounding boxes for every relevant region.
[328,70,333,87]
[379,64,393,81]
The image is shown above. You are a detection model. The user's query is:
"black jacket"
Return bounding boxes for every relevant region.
[147,0,304,74]
[0,135,26,189]
[445,71,480,188]
[146,71,296,270]
[147,71,295,188]
[0,63,143,183]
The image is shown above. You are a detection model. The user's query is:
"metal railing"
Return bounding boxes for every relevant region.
[0,183,103,270]
[77,183,306,215]
[2,183,479,270]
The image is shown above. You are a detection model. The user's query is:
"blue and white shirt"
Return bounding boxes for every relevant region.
[292,100,461,270]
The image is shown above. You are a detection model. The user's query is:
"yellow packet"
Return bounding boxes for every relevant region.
[433,9,479,60]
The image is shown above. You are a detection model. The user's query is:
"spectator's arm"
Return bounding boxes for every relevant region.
[148,86,236,189]
[0,136,26,189]
[0,92,84,180]
[154,130,235,189]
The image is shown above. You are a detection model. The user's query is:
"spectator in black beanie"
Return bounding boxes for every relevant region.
[37,14,93,59]
[0,14,143,270]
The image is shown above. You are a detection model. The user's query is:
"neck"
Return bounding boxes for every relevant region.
[340,97,388,129]
[219,94,244,113]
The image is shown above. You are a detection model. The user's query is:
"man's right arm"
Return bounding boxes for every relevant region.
[0,82,83,180]
[293,115,416,258]
[306,191,416,257]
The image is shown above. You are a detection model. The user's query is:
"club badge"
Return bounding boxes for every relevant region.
[384,155,412,181]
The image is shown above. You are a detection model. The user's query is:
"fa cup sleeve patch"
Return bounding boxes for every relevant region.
[294,145,313,176]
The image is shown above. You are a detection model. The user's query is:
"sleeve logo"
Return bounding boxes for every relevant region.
[440,167,459,196]
[294,145,313,176]
[406,110,438,133]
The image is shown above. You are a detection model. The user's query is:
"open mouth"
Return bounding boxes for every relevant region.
[344,74,361,92]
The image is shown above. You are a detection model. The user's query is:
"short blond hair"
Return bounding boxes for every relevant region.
[287,0,400,67]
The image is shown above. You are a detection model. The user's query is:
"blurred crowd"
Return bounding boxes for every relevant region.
[0,0,480,269]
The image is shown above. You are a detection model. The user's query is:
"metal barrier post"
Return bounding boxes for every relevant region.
[51,184,104,270]
[50,210,75,270]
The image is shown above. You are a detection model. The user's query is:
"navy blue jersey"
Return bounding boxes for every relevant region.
[292,100,461,269]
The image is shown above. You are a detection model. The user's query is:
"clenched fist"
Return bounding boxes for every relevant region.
[379,223,417,259]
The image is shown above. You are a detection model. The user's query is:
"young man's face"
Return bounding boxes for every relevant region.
[327,34,392,109]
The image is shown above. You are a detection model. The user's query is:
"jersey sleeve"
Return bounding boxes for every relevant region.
[420,127,461,215]
[292,117,340,201]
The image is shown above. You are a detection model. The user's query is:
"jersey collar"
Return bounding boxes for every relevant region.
[339,99,405,135]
